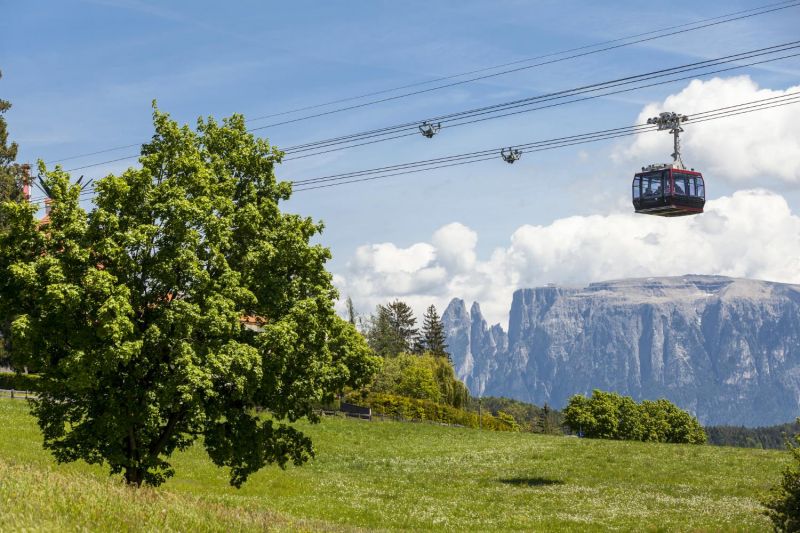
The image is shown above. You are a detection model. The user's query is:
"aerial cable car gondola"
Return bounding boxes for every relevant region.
[632,111,705,217]
[501,147,522,163]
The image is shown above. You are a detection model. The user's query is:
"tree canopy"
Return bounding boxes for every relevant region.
[0,71,23,368]
[0,105,377,487]
[0,71,22,207]
[563,390,706,444]
[365,352,470,409]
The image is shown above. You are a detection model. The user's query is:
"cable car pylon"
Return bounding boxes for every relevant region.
[500,147,522,163]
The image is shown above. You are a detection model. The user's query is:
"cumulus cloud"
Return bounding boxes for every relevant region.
[337,190,800,327]
[431,223,477,273]
[615,76,800,183]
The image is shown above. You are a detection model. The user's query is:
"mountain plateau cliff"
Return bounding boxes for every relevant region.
[442,275,800,426]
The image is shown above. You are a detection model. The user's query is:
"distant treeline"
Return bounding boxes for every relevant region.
[469,396,563,434]
[705,422,800,450]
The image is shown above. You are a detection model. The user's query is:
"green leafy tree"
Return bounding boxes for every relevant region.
[420,304,449,359]
[763,424,800,531]
[563,390,705,444]
[365,352,469,408]
[617,395,644,441]
[0,105,377,487]
[496,411,521,432]
[0,72,24,369]
[0,71,22,208]
[562,394,595,436]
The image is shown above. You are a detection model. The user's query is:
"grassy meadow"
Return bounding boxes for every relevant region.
[0,398,789,531]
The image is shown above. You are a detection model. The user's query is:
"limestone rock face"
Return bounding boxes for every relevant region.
[442,276,800,426]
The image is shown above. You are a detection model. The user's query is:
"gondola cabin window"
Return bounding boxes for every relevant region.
[632,168,705,217]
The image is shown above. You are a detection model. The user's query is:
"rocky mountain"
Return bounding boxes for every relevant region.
[442,275,800,426]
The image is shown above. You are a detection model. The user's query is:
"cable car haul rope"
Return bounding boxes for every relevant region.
[28,92,800,203]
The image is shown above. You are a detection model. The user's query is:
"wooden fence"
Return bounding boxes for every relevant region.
[0,388,36,400]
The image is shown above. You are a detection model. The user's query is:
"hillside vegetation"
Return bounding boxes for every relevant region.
[0,399,788,531]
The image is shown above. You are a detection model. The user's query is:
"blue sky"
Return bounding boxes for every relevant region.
[2,1,800,323]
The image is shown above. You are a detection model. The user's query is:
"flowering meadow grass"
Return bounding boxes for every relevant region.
[0,398,788,531]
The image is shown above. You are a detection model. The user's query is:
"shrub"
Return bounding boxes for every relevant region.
[763,428,800,532]
[0,372,39,391]
[360,393,516,432]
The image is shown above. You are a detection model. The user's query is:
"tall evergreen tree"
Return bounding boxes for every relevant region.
[345,296,357,325]
[367,304,400,357]
[367,300,418,356]
[420,304,449,359]
[386,300,417,351]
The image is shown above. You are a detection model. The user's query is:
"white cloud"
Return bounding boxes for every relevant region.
[431,222,477,273]
[337,190,800,327]
[615,76,800,183]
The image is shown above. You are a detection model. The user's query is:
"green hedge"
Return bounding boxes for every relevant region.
[358,392,518,432]
[0,372,40,391]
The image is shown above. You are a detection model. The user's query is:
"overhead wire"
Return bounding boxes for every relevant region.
[42,0,800,167]
[27,92,800,202]
[290,94,800,191]
[276,46,800,160]
[246,1,800,130]
[55,41,800,174]
[280,41,800,155]
[247,0,800,122]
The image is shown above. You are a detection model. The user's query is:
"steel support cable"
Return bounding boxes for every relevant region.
[281,49,800,161]
[291,125,656,185]
[414,50,800,135]
[293,98,800,192]
[291,98,800,192]
[45,0,800,166]
[249,3,800,130]
[58,42,800,172]
[245,0,800,124]
[291,131,655,190]
[291,131,658,192]
[280,41,800,154]
[28,94,800,203]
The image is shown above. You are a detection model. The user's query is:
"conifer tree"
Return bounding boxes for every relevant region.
[345,296,357,325]
[420,304,449,359]
[367,300,418,356]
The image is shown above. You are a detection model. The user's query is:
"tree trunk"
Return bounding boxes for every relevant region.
[124,466,144,487]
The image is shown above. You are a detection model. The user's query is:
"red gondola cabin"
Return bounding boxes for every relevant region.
[632,164,705,217]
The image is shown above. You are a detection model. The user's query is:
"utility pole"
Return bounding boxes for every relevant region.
[647,112,689,169]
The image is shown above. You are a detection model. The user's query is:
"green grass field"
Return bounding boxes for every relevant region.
[0,398,789,531]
